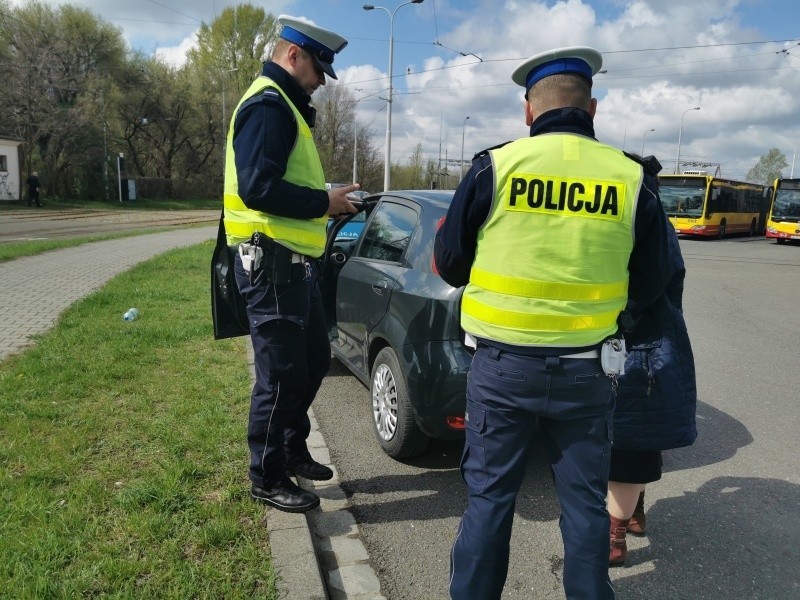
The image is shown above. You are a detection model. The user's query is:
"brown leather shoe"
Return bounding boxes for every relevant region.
[610,515,630,566]
[627,491,646,535]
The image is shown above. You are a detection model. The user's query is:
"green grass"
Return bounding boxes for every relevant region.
[0,224,212,263]
[0,242,277,599]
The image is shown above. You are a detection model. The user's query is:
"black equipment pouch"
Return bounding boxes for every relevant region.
[252,232,296,285]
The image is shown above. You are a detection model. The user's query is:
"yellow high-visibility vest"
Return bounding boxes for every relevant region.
[461,133,642,348]
[223,76,327,257]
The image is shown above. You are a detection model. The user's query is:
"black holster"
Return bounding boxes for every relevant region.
[251,233,298,285]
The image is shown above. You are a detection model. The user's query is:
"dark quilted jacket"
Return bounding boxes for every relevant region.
[613,227,697,451]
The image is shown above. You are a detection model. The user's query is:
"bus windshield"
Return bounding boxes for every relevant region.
[659,178,706,217]
[771,187,800,221]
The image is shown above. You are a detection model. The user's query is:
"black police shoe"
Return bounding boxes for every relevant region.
[285,453,334,481]
[251,477,320,513]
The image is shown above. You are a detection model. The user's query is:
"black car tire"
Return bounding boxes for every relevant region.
[370,347,430,458]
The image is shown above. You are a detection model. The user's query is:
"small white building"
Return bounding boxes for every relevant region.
[0,137,23,201]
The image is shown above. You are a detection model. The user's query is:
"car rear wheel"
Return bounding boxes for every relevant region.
[371,347,430,458]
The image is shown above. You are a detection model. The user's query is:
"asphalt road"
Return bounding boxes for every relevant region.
[312,235,800,600]
[0,205,217,242]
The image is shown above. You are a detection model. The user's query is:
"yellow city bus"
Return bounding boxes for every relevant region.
[658,174,768,238]
[765,178,800,244]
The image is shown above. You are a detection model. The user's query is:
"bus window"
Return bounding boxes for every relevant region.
[766,179,800,242]
[658,178,705,217]
[660,174,765,237]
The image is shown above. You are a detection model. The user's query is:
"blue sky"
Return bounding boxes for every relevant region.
[11,0,800,179]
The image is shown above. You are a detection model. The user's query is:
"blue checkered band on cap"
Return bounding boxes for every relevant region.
[280,26,335,64]
[525,57,593,89]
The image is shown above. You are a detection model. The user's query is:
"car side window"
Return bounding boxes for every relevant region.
[357,202,417,263]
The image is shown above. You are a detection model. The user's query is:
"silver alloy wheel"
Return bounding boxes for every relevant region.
[372,363,398,441]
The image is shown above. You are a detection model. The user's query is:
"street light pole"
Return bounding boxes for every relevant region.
[791,143,797,178]
[364,0,425,191]
[641,128,654,156]
[675,107,700,174]
[460,116,470,181]
[352,125,358,183]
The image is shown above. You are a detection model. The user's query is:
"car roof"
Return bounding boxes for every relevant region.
[370,189,455,210]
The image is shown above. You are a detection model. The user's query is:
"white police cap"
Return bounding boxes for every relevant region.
[278,14,348,80]
[511,46,603,91]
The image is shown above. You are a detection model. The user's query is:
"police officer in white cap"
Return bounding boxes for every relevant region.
[434,47,673,598]
[222,16,359,513]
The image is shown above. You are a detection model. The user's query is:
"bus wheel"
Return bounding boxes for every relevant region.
[717,219,727,239]
[777,238,786,245]
[749,219,756,237]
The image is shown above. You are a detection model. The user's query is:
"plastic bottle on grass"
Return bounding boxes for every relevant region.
[123,308,140,322]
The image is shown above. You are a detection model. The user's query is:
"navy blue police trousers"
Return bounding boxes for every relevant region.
[450,346,616,600]
[234,254,330,488]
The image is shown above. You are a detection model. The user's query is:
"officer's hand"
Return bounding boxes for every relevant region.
[328,183,360,217]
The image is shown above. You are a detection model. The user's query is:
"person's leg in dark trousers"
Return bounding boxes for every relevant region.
[284,261,331,457]
[234,254,311,488]
[450,348,538,600]
[539,358,615,600]
[247,318,309,486]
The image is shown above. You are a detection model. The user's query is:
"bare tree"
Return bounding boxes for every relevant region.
[0,2,126,198]
[313,83,383,190]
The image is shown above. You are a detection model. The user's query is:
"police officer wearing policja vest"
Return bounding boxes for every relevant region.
[434,47,674,598]
[224,15,359,513]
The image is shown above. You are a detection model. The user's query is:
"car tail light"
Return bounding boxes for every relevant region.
[446,416,466,430]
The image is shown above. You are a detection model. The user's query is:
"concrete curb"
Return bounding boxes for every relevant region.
[247,344,385,600]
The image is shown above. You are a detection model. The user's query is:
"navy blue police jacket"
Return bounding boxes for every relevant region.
[434,107,674,357]
[613,224,697,451]
[232,62,329,220]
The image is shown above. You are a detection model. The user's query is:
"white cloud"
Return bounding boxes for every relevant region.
[370,0,800,180]
[153,35,197,68]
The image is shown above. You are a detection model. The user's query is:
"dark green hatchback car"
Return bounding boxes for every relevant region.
[322,190,470,458]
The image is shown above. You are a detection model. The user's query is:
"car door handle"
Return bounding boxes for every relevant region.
[372,280,388,295]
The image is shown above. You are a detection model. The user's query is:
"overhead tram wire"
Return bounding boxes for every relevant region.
[432,0,440,43]
[340,64,790,96]
[427,0,482,61]
[433,41,483,62]
[145,0,201,22]
[602,39,800,54]
[104,17,198,27]
[339,37,798,92]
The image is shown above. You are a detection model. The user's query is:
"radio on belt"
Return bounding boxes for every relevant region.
[601,337,627,377]
[239,242,263,283]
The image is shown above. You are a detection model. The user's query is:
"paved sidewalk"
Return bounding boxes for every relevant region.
[0,227,215,360]
[1,228,385,599]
